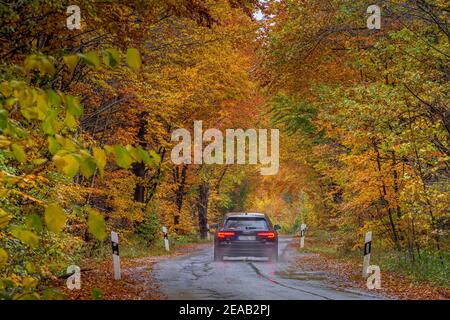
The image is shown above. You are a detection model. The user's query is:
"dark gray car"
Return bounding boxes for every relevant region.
[213,212,280,262]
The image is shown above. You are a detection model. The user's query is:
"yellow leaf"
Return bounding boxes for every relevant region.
[87,208,107,241]
[0,208,12,228]
[22,277,38,289]
[0,82,11,97]
[103,48,120,67]
[126,48,141,70]
[0,248,8,267]
[10,226,39,248]
[82,51,101,69]
[93,147,106,175]
[12,144,26,163]
[63,55,79,73]
[79,155,96,178]
[45,203,67,233]
[53,154,79,178]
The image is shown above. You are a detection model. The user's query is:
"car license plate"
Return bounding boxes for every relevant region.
[238,236,255,241]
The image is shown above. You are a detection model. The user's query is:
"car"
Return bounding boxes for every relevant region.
[212,212,280,262]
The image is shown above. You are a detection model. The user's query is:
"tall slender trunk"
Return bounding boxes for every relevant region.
[132,162,146,203]
[146,147,166,202]
[406,104,444,264]
[391,151,402,220]
[197,181,209,239]
[133,112,148,203]
[173,165,187,230]
[373,141,401,250]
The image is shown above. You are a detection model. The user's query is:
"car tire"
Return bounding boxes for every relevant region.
[214,246,223,261]
[269,247,278,262]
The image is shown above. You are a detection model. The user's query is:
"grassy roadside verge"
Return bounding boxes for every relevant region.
[295,230,449,300]
[56,235,212,300]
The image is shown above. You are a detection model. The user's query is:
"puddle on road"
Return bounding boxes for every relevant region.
[275,268,329,281]
[274,266,375,298]
[195,287,237,300]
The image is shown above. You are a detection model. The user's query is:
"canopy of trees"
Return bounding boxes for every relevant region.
[0,0,448,298]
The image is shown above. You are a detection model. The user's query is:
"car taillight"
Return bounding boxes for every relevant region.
[217,231,235,238]
[257,231,276,239]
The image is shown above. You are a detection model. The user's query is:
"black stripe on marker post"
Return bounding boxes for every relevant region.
[112,242,119,256]
[364,241,371,256]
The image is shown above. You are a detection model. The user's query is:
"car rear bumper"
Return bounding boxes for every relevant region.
[217,241,277,257]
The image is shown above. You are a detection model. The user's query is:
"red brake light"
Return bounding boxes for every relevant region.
[217,231,235,238]
[257,231,276,239]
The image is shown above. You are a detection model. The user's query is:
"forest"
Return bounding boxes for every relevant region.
[0,0,448,299]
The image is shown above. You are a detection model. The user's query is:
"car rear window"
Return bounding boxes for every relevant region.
[224,217,269,231]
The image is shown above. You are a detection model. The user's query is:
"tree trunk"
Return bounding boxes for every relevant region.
[373,141,401,250]
[133,112,148,203]
[197,181,209,239]
[173,165,187,230]
[132,162,146,203]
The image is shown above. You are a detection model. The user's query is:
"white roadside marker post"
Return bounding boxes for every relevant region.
[300,224,306,248]
[111,231,121,280]
[206,224,211,241]
[162,226,170,252]
[362,231,372,278]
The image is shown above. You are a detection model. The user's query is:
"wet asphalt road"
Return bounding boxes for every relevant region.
[153,237,386,300]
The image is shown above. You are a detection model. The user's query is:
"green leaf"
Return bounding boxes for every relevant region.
[137,147,152,166]
[25,262,36,273]
[0,248,8,268]
[24,55,55,77]
[55,135,77,152]
[93,147,106,175]
[32,158,47,166]
[87,208,107,241]
[44,203,67,233]
[23,55,37,73]
[22,276,38,289]
[82,51,101,69]
[63,55,80,73]
[7,122,27,139]
[80,155,97,178]
[47,90,61,108]
[91,288,103,300]
[104,145,114,154]
[72,205,82,217]
[53,154,80,178]
[127,145,141,162]
[103,48,120,67]
[34,90,50,120]
[12,144,26,163]
[0,82,11,97]
[48,137,61,155]
[42,59,55,77]
[42,109,58,135]
[126,48,141,70]
[64,112,77,130]
[14,292,41,300]
[113,145,133,169]
[0,208,12,228]
[66,95,83,117]
[10,226,39,248]
[25,214,43,233]
[148,150,161,164]
[0,109,8,129]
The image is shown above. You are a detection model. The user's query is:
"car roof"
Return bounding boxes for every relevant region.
[225,212,267,218]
